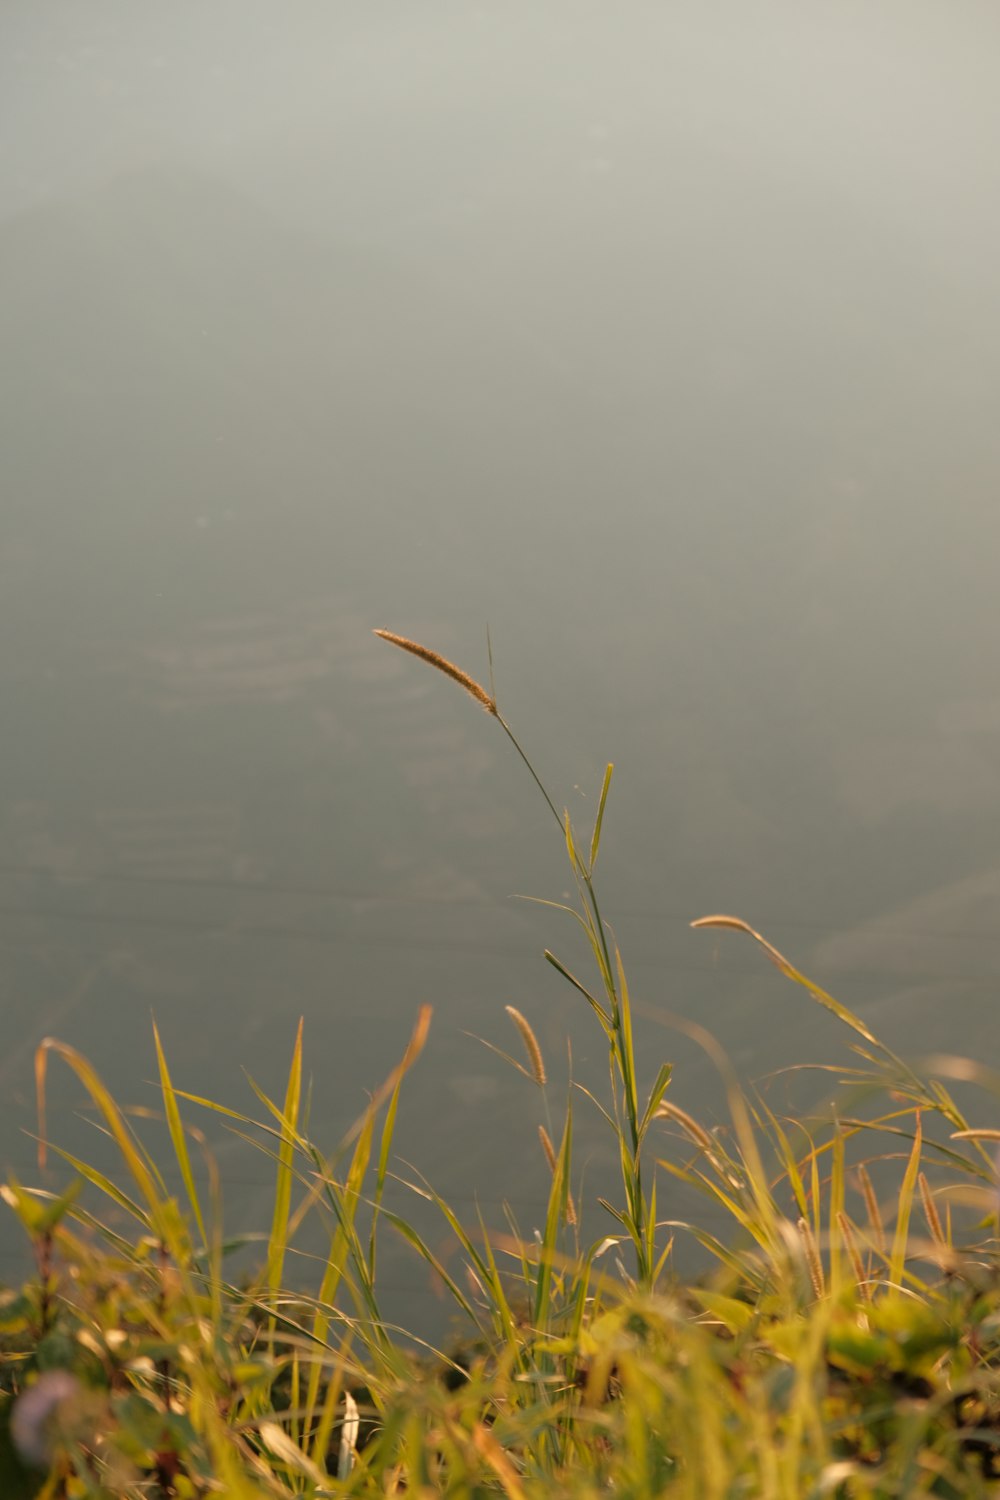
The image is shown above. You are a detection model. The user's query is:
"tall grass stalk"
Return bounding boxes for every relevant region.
[375,629,664,1285]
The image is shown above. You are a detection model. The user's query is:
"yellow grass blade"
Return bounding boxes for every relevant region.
[890,1110,923,1287]
[690,915,879,1045]
[36,1039,163,1218]
[589,762,614,871]
[152,1018,207,1250]
[266,1018,303,1300]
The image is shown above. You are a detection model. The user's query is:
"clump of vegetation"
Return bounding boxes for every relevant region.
[4,633,1000,1497]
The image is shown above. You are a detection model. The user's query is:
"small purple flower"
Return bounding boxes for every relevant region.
[11,1370,82,1469]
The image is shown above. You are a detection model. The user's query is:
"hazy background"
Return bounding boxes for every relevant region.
[3,0,1000,1332]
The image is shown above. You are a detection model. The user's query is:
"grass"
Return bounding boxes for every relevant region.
[4,631,1000,1496]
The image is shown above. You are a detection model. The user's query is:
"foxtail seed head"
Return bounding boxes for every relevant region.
[506,1006,546,1087]
[374,629,497,715]
[797,1217,826,1300]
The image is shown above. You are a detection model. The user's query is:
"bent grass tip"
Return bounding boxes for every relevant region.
[691,913,879,1046]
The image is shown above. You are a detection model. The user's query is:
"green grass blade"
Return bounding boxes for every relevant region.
[381,1208,478,1322]
[243,1072,312,1154]
[35,1039,170,1235]
[690,915,881,1046]
[34,1142,149,1227]
[564,809,578,870]
[890,1109,922,1287]
[475,1204,521,1354]
[535,1105,572,1329]
[754,1097,809,1219]
[614,946,639,1137]
[637,1063,673,1146]
[589,762,614,871]
[266,1018,303,1301]
[152,1018,206,1250]
[573,1080,619,1136]
[829,1125,845,1299]
[368,1067,403,1280]
[544,951,613,1036]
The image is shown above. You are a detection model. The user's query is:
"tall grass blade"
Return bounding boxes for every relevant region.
[890,1109,923,1287]
[614,946,639,1133]
[152,1018,207,1250]
[266,1018,303,1303]
[369,1061,403,1278]
[754,1096,809,1219]
[380,1208,478,1322]
[534,1106,572,1329]
[829,1125,846,1299]
[36,1040,165,1224]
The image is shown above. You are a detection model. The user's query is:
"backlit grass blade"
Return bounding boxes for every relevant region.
[597,1197,634,1235]
[288,1004,434,1246]
[691,1288,756,1335]
[153,1018,206,1250]
[656,1158,775,1255]
[890,1109,923,1287]
[691,915,880,1046]
[307,1336,350,1470]
[258,1421,326,1487]
[380,1207,478,1322]
[534,1104,573,1329]
[243,1072,312,1156]
[306,1117,378,1416]
[637,1062,673,1146]
[828,1125,846,1299]
[645,1172,658,1276]
[33,1142,148,1228]
[564,809,578,870]
[36,1039,165,1227]
[573,1080,619,1135]
[808,1140,822,1250]
[266,1018,303,1302]
[659,1217,757,1281]
[754,1097,809,1219]
[589,762,614,872]
[614,946,639,1132]
[475,1204,521,1355]
[544,951,613,1036]
[395,1163,495,1295]
[369,1062,403,1280]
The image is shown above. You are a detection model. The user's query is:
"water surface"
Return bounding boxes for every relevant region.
[4,0,1000,1330]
